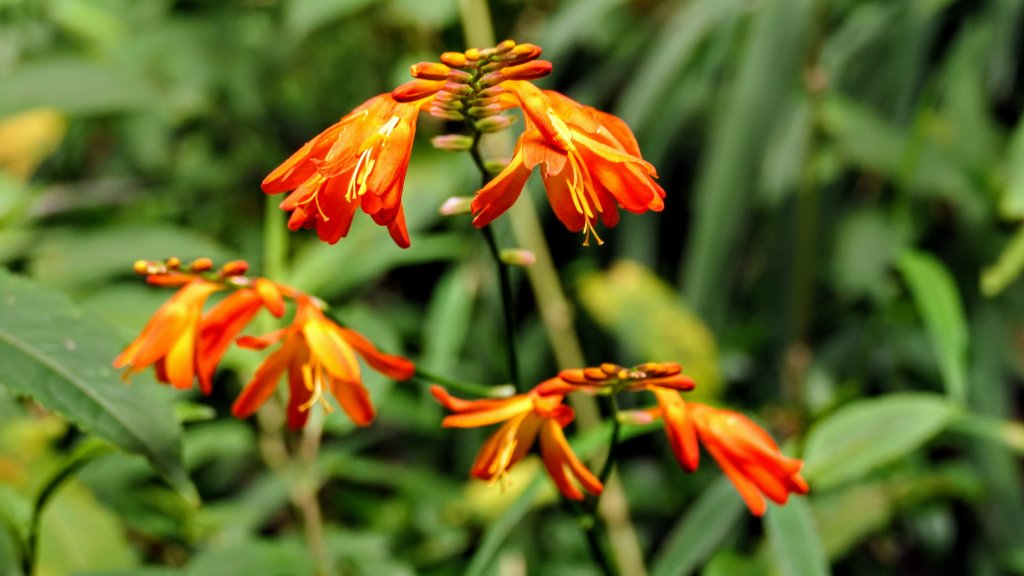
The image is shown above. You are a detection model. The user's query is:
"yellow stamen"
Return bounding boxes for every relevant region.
[299,362,334,413]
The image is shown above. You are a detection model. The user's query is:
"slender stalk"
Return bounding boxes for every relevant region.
[469,133,522,390]
[582,519,619,576]
[596,394,622,487]
[259,194,334,576]
[414,366,515,398]
[457,3,647,574]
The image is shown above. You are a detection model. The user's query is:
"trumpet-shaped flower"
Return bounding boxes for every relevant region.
[431,381,602,501]
[655,393,809,516]
[262,94,425,248]
[472,81,665,245]
[232,297,415,429]
[114,279,223,389]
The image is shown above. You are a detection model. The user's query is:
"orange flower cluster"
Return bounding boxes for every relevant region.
[263,39,664,248]
[434,362,808,515]
[114,257,414,429]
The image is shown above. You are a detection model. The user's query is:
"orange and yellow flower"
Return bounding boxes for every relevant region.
[654,395,809,516]
[262,94,427,248]
[114,278,223,389]
[472,81,665,245]
[431,380,602,501]
[232,296,415,429]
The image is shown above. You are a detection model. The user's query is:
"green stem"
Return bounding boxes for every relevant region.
[596,394,622,488]
[413,366,515,398]
[469,134,522,390]
[582,519,620,576]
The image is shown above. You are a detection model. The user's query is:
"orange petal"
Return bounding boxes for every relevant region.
[198,290,263,393]
[654,389,699,472]
[254,279,286,318]
[541,419,602,497]
[470,144,532,228]
[302,312,361,383]
[705,442,767,516]
[335,326,414,380]
[231,342,292,418]
[330,379,375,426]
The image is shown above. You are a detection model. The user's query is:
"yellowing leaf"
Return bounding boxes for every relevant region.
[0,108,66,181]
[577,260,721,399]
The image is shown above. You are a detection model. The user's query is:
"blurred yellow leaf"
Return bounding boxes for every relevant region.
[577,260,721,400]
[0,108,67,181]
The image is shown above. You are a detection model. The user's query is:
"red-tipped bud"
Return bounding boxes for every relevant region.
[473,114,514,133]
[447,69,473,84]
[147,273,194,287]
[495,39,516,53]
[476,86,505,99]
[502,60,552,81]
[189,257,214,272]
[442,81,473,96]
[440,52,468,67]
[410,62,450,80]
[504,43,542,64]
[479,60,505,74]
[499,248,536,267]
[438,195,473,216]
[466,103,505,118]
[479,71,506,88]
[429,106,465,122]
[221,260,249,276]
[430,135,474,152]
[165,256,181,270]
[392,79,444,103]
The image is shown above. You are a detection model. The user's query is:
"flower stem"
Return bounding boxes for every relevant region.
[469,134,522,391]
[596,394,622,488]
[413,366,515,398]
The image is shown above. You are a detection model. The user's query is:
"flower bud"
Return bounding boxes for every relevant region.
[499,248,536,267]
[221,260,249,276]
[508,43,542,64]
[133,260,151,276]
[478,71,506,88]
[438,195,473,215]
[618,410,657,426]
[494,39,516,53]
[392,79,444,103]
[410,62,450,80]
[464,47,482,61]
[165,256,181,270]
[428,106,465,122]
[479,60,505,74]
[476,85,505,99]
[189,257,213,272]
[440,52,468,68]
[502,60,552,81]
[466,103,504,118]
[431,135,474,152]
[446,69,474,84]
[473,114,514,133]
[441,81,473,96]
[584,367,608,381]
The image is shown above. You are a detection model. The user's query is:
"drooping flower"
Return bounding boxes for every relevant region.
[431,380,602,500]
[262,94,427,248]
[655,396,809,516]
[232,296,415,429]
[472,81,665,245]
[114,278,223,389]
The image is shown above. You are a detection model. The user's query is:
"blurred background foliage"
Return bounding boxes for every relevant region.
[1,0,1024,574]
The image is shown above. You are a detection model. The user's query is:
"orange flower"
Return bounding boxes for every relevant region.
[431,381,602,500]
[262,94,426,248]
[114,279,222,389]
[655,395,809,516]
[472,81,665,245]
[232,297,415,429]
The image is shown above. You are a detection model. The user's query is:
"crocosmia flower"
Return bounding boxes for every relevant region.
[656,398,809,516]
[232,296,415,429]
[114,278,222,389]
[431,381,602,500]
[262,94,426,248]
[472,81,665,245]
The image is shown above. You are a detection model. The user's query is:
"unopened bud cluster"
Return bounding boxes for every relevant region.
[133,257,251,283]
[391,39,552,141]
[559,362,694,393]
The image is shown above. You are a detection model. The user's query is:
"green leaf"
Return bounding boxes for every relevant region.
[650,477,746,576]
[1001,114,1024,219]
[464,475,544,576]
[802,393,958,489]
[981,223,1024,297]
[0,271,194,502]
[898,250,969,402]
[765,497,831,576]
[0,58,156,117]
[577,260,721,400]
[284,0,376,41]
[185,539,314,576]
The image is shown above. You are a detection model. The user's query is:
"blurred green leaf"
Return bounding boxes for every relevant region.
[578,260,721,400]
[898,250,969,402]
[765,497,830,576]
[981,223,1024,297]
[0,270,194,502]
[37,481,138,574]
[650,476,745,576]
[284,0,376,41]
[0,58,156,117]
[803,392,958,489]
[28,225,236,289]
[464,475,544,576]
[682,0,812,323]
[701,551,765,576]
[184,539,314,576]
[831,208,909,302]
[1000,112,1024,219]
